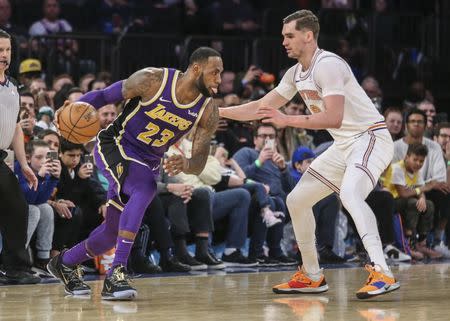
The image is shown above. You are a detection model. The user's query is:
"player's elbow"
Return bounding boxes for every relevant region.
[330,118,342,129]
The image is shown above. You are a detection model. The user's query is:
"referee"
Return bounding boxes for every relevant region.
[0,29,40,284]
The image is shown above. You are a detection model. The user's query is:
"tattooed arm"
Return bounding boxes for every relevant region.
[122,67,164,101]
[187,101,219,174]
[164,101,219,176]
[78,67,163,109]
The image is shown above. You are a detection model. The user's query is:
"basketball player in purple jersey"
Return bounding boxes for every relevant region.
[48,47,223,300]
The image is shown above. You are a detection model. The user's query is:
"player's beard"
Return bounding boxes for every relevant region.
[196,73,212,97]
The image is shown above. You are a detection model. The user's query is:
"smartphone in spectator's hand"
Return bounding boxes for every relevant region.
[83,154,94,169]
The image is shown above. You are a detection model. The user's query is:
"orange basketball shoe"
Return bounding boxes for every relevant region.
[272,267,329,294]
[356,264,400,299]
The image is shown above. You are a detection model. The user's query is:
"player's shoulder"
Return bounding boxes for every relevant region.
[315,50,347,66]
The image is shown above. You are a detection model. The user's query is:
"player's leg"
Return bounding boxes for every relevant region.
[273,145,344,294]
[340,130,399,299]
[47,201,122,295]
[102,161,157,300]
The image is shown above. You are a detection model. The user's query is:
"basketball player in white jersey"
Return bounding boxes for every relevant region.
[219,10,399,299]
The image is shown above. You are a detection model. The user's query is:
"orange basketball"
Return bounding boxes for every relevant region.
[57,101,100,144]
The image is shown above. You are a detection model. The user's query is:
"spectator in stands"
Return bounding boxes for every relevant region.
[219,71,236,96]
[18,59,43,88]
[38,130,80,257]
[56,140,106,243]
[168,139,257,267]
[156,173,224,270]
[361,76,383,112]
[35,106,56,131]
[289,146,344,263]
[78,73,95,93]
[52,74,74,92]
[29,0,73,36]
[20,92,37,119]
[128,196,189,274]
[98,104,118,130]
[29,78,47,95]
[432,122,450,257]
[18,107,39,144]
[386,143,441,259]
[88,78,107,91]
[209,0,260,35]
[393,108,450,257]
[0,0,28,73]
[214,145,283,228]
[233,124,292,264]
[277,95,315,160]
[15,140,60,271]
[417,100,437,138]
[67,87,83,102]
[384,107,404,141]
[215,94,254,156]
[0,0,27,37]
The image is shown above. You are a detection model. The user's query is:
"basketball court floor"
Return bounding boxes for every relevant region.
[1,262,449,321]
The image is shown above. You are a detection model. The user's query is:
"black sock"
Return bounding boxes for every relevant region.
[173,237,189,257]
[195,236,209,257]
[159,248,173,265]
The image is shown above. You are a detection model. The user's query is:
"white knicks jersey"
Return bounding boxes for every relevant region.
[275,49,386,147]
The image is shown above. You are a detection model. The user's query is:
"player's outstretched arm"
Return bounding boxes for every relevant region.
[77,68,162,109]
[257,95,344,129]
[219,89,288,121]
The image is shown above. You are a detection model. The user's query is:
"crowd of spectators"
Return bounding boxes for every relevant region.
[1,0,449,283]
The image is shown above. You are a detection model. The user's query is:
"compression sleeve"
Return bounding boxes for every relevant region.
[78,80,124,109]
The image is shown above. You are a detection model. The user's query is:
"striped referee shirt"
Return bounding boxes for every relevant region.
[0,76,20,150]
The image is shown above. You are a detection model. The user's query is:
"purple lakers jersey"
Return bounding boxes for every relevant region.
[99,68,210,165]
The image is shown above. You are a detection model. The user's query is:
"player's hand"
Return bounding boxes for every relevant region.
[416,196,427,212]
[78,163,93,179]
[257,107,288,127]
[272,152,286,170]
[22,164,38,190]
[98,204,107,218]
[53,100,71,135]
[263,184,270,194]
[163,154,188,176]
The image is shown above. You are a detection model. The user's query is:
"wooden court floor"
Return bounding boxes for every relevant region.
[1,263,449,321]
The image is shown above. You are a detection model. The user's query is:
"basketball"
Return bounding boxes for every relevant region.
[57,101,100,144]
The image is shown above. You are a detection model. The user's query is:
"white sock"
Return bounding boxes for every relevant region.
[297,241,320,275]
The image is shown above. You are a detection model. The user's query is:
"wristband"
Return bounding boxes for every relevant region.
[255,159,262,168]
[447,160,450,167]
[415,187,421,195]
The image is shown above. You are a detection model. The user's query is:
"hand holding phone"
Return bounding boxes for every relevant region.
[83,154,94,170]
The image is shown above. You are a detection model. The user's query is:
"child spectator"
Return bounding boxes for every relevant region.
[15,140,60,271]
[386,143,442,259]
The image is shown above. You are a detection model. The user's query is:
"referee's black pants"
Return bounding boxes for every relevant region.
[0,159,30,270]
